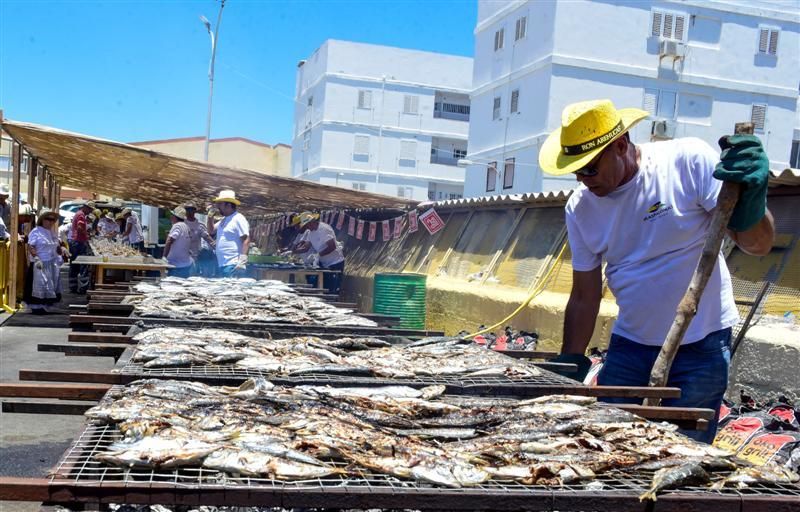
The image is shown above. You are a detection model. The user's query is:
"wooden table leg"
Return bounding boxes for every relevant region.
[96,265,105,285]
[316,271,323,289]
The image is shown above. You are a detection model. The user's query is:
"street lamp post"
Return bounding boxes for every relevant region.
[200,0,226,162]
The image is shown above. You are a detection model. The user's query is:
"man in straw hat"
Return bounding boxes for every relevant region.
[293,211,345,294]
[207,189,249,277]
[163,207,193,278]
[540,99,774,442]
[182,202,216,276]
[120,207,144,252]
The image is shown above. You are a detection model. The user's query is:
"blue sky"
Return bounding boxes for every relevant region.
[0,0,477,145]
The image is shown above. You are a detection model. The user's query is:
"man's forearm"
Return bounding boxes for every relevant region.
[728,209,774,257]
[562,296,601,355]
[241,236,249,256]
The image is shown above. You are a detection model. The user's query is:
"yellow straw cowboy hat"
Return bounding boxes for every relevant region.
[213,189,241,206]
[298,211,319,228]
[539,99,649,176]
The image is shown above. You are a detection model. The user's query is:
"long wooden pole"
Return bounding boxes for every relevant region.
[36,166,45,211]
[8,142,22,309]
[26,158,36,232]
[644,124,752,407]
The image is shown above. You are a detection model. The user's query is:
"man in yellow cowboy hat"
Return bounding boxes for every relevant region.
[541,99,774,443]
[207,189,249,277]
[293,211,345,293]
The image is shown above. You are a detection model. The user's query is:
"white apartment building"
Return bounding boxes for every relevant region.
[464,0,800,197]
[291,40,473,201]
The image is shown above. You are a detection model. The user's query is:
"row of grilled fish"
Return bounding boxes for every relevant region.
[128,277,377,327]
[85,378,799,500]
[130,328,540,379]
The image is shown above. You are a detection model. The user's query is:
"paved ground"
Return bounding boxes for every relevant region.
[1,290,115,511]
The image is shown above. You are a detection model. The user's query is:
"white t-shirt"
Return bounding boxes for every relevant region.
[215,212,249,267]
[166,222,193,269]
[565,137,738,346]
[305,222,344,267]
[98,218,118,237]
[125,213,144,244]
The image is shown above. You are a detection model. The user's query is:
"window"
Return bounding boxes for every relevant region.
[486,162,497,192]
[493,96,501,120]
[307,96,313,107]
[494,28,504,51]
[449,193,462,200]
[651,10,686,41]
[453,148,467,160]
[510,89,519,113]
[352,182,366,191]
[758,27,779,56]
[353,135,370,156]
[643,88,677,119]
[400,140,417,161]
[403,95,419,115]
[790,140,800,169]
[397,186,413,198]
[750,104,767,132]
[515,16,527,41]
[358,90,372,109]
[503,158,515,189]
[302,131,310,150]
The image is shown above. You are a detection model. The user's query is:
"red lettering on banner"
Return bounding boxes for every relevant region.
[393,217,403,239]
[368,222,377,242]
[347,216,356,236]
[382,220,391,241]
[408,210,418,233]
[419,208,445,235]
[356,220,364,239]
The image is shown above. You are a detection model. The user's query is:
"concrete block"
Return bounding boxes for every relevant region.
[727,315,800,403]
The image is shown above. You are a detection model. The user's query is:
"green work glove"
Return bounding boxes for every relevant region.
[714,135,769,232]
[549,354,592,383]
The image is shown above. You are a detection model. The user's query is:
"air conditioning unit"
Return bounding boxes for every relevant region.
[659,40,686,58]
[651,119,676,139]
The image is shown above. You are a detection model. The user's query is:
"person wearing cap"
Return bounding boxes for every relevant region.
[278,213,303,253]
[207,190,249,277]
[120,207,144,251]
[293,212,345,294]
[98,212,118,239]
[540,99,775,442]
[182,202,216,276]
[163,207,193,278]
[68,200,95,294]
[24,208,66,314]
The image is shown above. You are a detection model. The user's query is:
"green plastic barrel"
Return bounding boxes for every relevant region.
[373,273,427,330]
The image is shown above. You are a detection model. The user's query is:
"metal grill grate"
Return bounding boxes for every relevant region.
[52,424,800,502]
[118,362,579,396]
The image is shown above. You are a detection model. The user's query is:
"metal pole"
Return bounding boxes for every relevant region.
[203,0,226,162]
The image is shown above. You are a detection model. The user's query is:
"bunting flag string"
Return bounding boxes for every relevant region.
[356,219,365,240]
[347,216,356,236]
[368,221,377,241]
[408,210,418,233]
[336,211,346,230]
[381,220,391,241]
[393,217,403,239]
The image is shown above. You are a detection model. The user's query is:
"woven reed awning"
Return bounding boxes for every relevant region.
[0,119,417,214]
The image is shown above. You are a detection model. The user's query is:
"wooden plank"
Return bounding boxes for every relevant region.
[2,401,93,415]
[0,383,110,400]
[26,158,37,232]
[0,477,51,501]
[19,369,122,384]
[68,332,134,344]
[70,314,134,326]
[496,349,559,360]
[38,342,126,358]
[480,207,527,284]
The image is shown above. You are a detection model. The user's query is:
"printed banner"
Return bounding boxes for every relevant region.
[336,211,345,230]
[382,220,391,241]
[393,217,403,239]
[347,216,356,236]
[419,208,445,235]
[408,210,418,233]
[368,222,377,242]
[356,220,365,240]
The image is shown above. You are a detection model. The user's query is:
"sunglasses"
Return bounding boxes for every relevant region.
[573,165,599,177]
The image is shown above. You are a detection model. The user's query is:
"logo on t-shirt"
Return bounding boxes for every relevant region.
[643,201,673,222]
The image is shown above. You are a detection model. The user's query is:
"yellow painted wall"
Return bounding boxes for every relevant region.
[133,138,292,178]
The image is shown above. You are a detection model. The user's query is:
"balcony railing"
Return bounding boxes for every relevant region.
[430,150,465,166]
[434,102,470,122]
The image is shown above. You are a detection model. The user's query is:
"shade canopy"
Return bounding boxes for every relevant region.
[1,119,417,214]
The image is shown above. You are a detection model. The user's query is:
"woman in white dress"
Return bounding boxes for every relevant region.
[24,208,66,314]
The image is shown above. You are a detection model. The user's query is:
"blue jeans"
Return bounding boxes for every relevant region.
[218,264,244,278]
[597,328,732,444]
[168,266,192,278]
